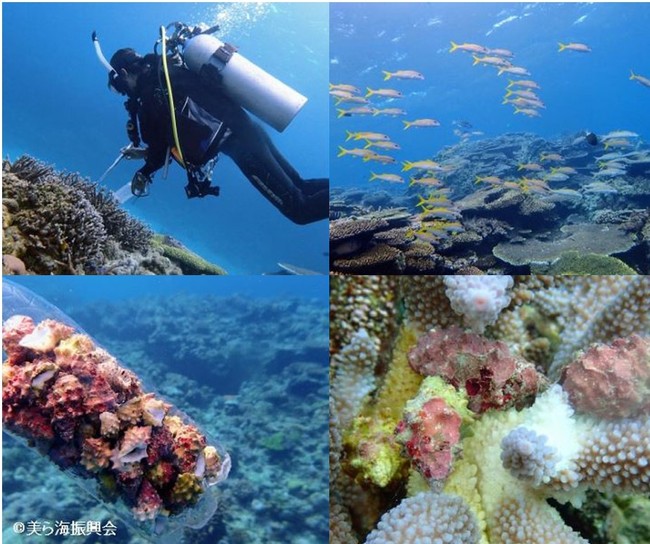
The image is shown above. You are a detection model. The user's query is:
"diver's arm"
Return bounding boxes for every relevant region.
[137,97,169,177]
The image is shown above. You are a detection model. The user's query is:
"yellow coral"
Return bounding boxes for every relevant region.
[171,472,203,506]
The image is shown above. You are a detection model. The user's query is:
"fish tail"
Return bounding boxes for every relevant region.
[337,109,346,119]
[382,71,392,81]
[513,107,522,115]
[604,142,611,150]
[337,146,347,158]
[403,121,411,130]
[475,176,483,184]
[402,161,413,172]
[409,178,416,187]
[472,55,481,66]
[417,195,427,207]
[504,88,513,98]
[363,140,372,149]
[449,41,458,53]
[372,110,380,116]
[345,130,354,142]
[550,167,558,173]
[630,69,636,80]
[517,164,524,171]
[365,87,374,98]
[507,79,515,88]
[369,172,378,181]
[497,67,505,76]
[335,97,343,106]
[558,42,566,52]
[328,83,334,89]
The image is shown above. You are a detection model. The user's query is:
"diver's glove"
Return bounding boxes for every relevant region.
[131,171,152,197]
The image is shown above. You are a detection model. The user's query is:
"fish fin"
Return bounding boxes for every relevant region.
[507,79,515,87]
[502,99,510,105]
[363,140,372,149]
[630,69,636,80]
[402,121,411,130]
[372,110,380,116]
[472,54,480,66]
[337,109,346,119]
[550,167,557,173]
[504,88,513,98]
[382,71,392,81]
[449,41,458,53]
[365,87,374,98]
[337,146,347,158]
[558,42,566,52]
[369,172,377,181]
[345,130,354,142]
[513,107,522,115]
[497,68,505,76]
[517,164,524,171]
[402,161,412,172]
[329,83,333,89]
[475,176,483,184]
[409,178,416,187]
[362,156,371,162]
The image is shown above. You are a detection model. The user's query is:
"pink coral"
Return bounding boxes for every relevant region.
[81,437,113,472]
[46,374,86,422]
[84,375,118,414]
[408,326,542,413]
[561,334,650,419]
[395,397,462,480]
[171,423,207,473]
[2,315,35,359]
[133,480,164,521]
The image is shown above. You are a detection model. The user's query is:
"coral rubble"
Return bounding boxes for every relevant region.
[331,275,650,544]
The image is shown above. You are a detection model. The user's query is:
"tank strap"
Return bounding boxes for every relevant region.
[212,42,238,70]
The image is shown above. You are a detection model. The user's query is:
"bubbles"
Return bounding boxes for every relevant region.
[194,2,273,39]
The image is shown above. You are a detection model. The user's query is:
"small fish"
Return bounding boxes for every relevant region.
[337,107,376,118]
[551,188,582,198]
[330,83,361,93]
[409,176,442,187]
[498,66,531,76]
[365,88,403,99]
[507,79,541,89]
[630,69,650,88]
[584,182,618,194]
[595,152,624,161]
[403,118,441,130]
[346,130,390,141]
[487,48,515,58]
[503,97,546,109]
[382,70,425,80]
[558,42,592,53]
[514,107,541,118]
[369,172,404,183]
[518,163,543,171]
[337,146,377,159]
[330,89,354,99]
[449,41,489,54]
[363,153,396,164]
[420,207,462,220]
[593,168,626,178]
[601,130,639,140]
[540,153,564,162]
[364,140,401,150]
[402,160,442,172]
[453,120,473,128]
[551,166,578,175]
[543,172,570,182]
[472,55,512,67]
[373,108,407,116]
[504,88,540,101]
[475,175,503,184]
[441,222,465,233]
[604,139,633,150]
[336,95,370,105]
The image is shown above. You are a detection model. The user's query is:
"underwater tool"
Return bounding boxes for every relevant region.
[2,280,231,540]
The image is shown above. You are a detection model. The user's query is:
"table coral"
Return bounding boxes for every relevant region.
[331,275,650,544]
[2,315,230,528]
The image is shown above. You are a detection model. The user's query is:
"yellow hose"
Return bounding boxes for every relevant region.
[161,26,185,167]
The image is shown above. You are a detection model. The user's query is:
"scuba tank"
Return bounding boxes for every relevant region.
[182,33,308,133]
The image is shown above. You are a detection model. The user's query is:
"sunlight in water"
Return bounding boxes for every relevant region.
[195,2,274,39]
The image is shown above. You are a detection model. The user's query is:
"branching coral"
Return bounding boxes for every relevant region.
[331,275,650,544]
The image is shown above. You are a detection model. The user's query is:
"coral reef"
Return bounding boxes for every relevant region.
[2,156,228,275]
[2,316,230,527]
[331,275,650,544]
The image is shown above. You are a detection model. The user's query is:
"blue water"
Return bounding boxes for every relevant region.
[330,2,650,189]
[3,2,329,275]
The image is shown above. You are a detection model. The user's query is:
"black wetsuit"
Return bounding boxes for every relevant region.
[132,55,328,225]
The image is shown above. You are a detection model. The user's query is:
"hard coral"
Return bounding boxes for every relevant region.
[170,472,203,506]
[133,479,164,521]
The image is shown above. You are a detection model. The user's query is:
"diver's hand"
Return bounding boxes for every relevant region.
[121,145,148,160]
[131,171,152,197]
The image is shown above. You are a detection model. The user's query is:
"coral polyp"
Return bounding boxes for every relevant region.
[2,315,230,526]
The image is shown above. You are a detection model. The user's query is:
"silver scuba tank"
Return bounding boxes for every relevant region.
[183,34,308,133]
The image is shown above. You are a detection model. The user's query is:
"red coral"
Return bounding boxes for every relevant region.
[11,406,55,440]
[2,315,35,360]
[561,334,650,419]
[46,373,86,421]
[147,424,174,465]
[408,326,542,413]
[172,424,207,473]
[84,375,117,414]
[395,397,461,481]
[133,479,164,521]
[147,460,177,490]
[81,437,113,472]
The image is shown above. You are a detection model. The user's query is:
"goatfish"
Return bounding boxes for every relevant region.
[551,166,578,175]
[330,89,354,99]
[475,175,503,184]
[507,79,541,89]
[449,41,489,54]
[540,153,564,162]
[409,176,443,187]
[369,172,404,183]
[498,66,531,76]
[472,55,512,68]
[420,207,462,220]
[514,107,541,118]
[601,130,639,140]
[518,163,544,172]
[373,108,407,116]
[364,140,401,150]
[337,146,378,159]
[558,42,592,53]
[630,70,650,88]
[417,194,450,208]
[382,70,425,80]
[551,188,582,198]
[365,88,403,99]
[584,182,618,194]
[604,139,633,150]
[337,107,376,118]
[504,88,540,100]
[330,83,360,93]
[336,95,370,105]
[346,130,390,141]
[402,160,442,172]
[504,97,546,109]
[487,48,515,58]
[543,172,570,183]
[403,118,441,129]
[363,153,396,164]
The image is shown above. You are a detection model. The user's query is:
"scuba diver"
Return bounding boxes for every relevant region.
[93,23,328,225]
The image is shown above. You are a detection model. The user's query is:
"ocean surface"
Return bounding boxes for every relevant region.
[2,277,329,543]
[3,2,329,275]
[330,2,650,191]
